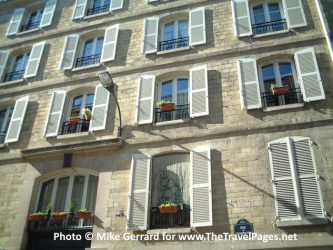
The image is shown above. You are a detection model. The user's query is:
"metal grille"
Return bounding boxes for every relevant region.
[252,19,287,36]
[75,54,101,68]
[86,4,110,16]
[154,104,190,123]
[261,88,303,108]
[158,37,189,51]
[3,70,25,82]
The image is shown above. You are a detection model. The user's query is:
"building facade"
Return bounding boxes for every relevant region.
[0,0,332,249]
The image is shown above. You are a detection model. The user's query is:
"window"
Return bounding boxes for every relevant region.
[72,0,123,19]
[4,53,30,82]
[61,93,94,135]
[37,174,98,213]
[259,61,302,108]
[237,47,325,110]
[127,146,212,231]
[136,65,208,125]
[0,107,13,143]
[75,37,104,68]
[21,9,44,32]
[142,7,206,54]
[87,0,111,16]
[232,0,307,37]
[268,137,325,226]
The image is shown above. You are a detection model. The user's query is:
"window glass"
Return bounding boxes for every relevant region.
[164,22,174,41]
[70,95,83,118]
[85,94,94,110]
[161,81,173,102]
[279,62,295,89]
[83,40,94,57]
[13,54,30,72]
[95,37,104,55]
[178,20,188,38]
[262,64,276,92]
[37,179,54,212]
[177,79,188,105]
[85,175,98,211]
[93,0,102,8]
[253,5,266,24]
[53,177,70,212]
[29,10,43,24]
[71,175,85,210]
[268,3,282,21]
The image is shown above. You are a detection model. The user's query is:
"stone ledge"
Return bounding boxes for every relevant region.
[277,218,328,227]
[263,103,304,112]
[147,227,191,235]
[56,132,90,140]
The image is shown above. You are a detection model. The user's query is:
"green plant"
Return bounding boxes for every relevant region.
[32,211,46,216]
[51,212,67,216]
[82,108,92,120]
[159,201,177,207]
[46,203,52,214]
[78,208,88,212]
[68,202,75,214]
[157,100,173,106]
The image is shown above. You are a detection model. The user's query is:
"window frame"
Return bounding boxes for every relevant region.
[79,37,104,58]
[250,0,285,25]
[65,92,94,120]
[156,76,189,106]
[0,107,13,143]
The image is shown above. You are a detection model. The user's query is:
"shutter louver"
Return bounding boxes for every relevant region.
[101,24,119,62]
[237,59,262,109]
[127,154,151,231]
[231,0,252,37]
[110,0,123,12]
[44,91,66,137]
[135,75,155,125]
[24,41,46,78]
[282,0,307,28]
[72,0,88,20]
[59,35,80,70]
[6,8,25,36]
[294,47,325,102]
[0,50,9,81]
[142,18,159,54]
[40,0,57,28]
[189,7,206,46]
[89,84,110,131]
[190,145,212,227]
[4,96,29,143]
[190,65,209,117]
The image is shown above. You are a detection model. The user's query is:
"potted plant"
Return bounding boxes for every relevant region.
[28,212,46,221]
[157,100,176,112]
[159,202,177,214]
[69,115,81,124]
[51,212,68,221]
[68,202,75,217]
[46,203,52,218]
[76,208,94,219]
[270,84,289,96]
[82,108,92,120]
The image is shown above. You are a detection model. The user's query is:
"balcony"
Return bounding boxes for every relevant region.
[86,4,110,16]
[261,87,303,108]
[150,205,190,229]
[3,70,25,82]
[154,104,190,123]
[252,19,287,36]
[61,119,90,135]
[158,37,189,51]
[75,54,101,68]
[20,21,41,32]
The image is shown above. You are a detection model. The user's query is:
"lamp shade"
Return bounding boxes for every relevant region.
[98,71,113,88]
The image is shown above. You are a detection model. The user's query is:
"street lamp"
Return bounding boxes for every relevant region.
[98,71,122,137]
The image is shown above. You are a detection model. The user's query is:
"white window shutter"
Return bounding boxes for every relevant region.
[190,145,212,227]
[0,50,9,82]
[40,0,57,28]
[101,24,119,62]
[268,138,299,220]
[190,65,209,117]
[110,0,123,12]
[72,0,88,20]
[142,17,159,54]
[231,0,252,37]
[282,0,307,28]
[89,84,110,131]
[24,41,46,78]
[4,96,29,143]
[294,47,325,102]
[291,137,324,219]
[135,75,155,125]
[6,8,25,36]
[127,154,151,231]
[59,35,80,70]
[237,59,262,110]
[189,7,206,46]
[44,91,66,137]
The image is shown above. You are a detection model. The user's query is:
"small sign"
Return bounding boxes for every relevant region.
[234,219,253,236]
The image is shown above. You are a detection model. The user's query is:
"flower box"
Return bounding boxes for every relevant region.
[51,213,68,221]
[160,103,176,112]
[271,86,289,96]
[77,211,94,219]
[159,205,177,214]
[28,214,46,221]
[69,118,81,124]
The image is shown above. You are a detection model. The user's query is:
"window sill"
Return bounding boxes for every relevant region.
[57,132,90,140]
[16,28,40,36]
[83,11,110,20]
[263,103,304,112]
[277,218,327,227]
[0,78,24,86]
[157,46,191,55]
[253,29,289,38]
[147,227,191,235]
[154,118,190,127]
[71,63,101,72]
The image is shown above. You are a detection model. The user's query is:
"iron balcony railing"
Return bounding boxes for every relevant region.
[252,19,287,36]
[75,54,101,68]
[20,21,41,32]
[158,36,189,51]
[261,87,303,108]
[0,132,6,144]
[61,119,90,135]
[86,4,110,16]
[155,104,190,123]
[150,205,190,229]
[3,70,25,82]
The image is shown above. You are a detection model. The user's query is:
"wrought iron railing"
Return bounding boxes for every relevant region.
[87,4,110,16]
[150,205,190,229]
[252,19,287,36]
[159,37,189,51]
[0,132,6,144]
[261,87,303,108]
[3,70,25,82]
[75,54,101,68]
[20,21,41,32]
[28,215,94,232]
[61,119,90,135]
[155,104,190,123]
